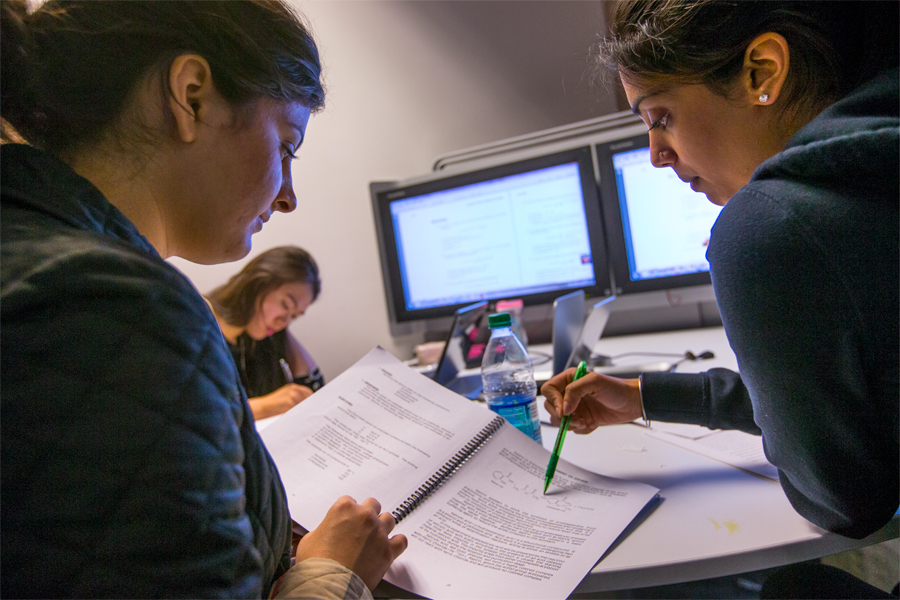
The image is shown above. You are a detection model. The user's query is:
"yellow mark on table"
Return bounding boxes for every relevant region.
[709,517,740,535]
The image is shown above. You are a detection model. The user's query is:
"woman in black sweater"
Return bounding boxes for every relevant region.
[1,1,405,597]
[208,246,327,420]
[544,0,898,542]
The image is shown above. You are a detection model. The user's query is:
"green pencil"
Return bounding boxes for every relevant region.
[543,360,588,494]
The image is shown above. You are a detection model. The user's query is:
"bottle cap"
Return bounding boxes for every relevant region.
[488,312,512,329]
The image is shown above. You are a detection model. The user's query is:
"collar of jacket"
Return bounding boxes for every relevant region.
[1,143,158,256]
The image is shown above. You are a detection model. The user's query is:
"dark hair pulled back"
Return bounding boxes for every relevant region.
[596,0,899,116]
[208,246,321,328]
[1,0,325,153]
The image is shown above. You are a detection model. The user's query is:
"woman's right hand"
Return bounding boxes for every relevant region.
[296,496,408,590]
[541,369,644,434]
[249,383,313,420]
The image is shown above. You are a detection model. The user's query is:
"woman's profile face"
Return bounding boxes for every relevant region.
[168,98,312,263]
[246,281,315,340]
[622,79,773,206]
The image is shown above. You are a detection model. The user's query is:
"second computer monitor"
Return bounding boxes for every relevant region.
[596,134,723,295]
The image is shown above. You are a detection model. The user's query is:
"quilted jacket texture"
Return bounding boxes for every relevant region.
[1,144,293,597]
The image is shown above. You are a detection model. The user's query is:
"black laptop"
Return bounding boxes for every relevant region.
[432,301,488,399]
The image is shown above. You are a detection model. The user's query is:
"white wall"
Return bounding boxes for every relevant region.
[168,1,615,381]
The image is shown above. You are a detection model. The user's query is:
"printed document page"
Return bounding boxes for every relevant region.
[386,423,659,599]
[261,347,497,525]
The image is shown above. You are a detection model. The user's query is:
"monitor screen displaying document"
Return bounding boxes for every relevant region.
[371,146,611,324]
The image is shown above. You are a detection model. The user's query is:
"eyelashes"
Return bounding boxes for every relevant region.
[281,143,299,160]
[648,113,669,131]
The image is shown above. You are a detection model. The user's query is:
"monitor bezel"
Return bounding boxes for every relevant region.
[596,134,714,295]
[372,146,612,324]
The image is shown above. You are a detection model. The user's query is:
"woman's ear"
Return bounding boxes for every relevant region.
[167,54,216,144]
[741,32,790,106]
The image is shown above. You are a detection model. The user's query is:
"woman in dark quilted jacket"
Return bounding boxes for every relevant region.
[0,1,406,597]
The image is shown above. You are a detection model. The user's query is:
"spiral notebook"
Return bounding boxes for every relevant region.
[261,347,658,600]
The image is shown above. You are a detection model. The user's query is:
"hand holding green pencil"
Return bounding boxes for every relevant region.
[543,360,588,494]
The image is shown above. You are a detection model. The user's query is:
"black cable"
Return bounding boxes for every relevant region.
[528,351,551,366]
[666,351,716,371]
[611,350,714,360]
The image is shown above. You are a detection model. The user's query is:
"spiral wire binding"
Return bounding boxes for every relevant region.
[392,415,506,523]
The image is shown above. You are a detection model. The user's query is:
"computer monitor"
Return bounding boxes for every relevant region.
[596,134,723,295]
[371,146,612,328]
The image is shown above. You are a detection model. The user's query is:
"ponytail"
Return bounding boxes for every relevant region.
[1,0,40,145]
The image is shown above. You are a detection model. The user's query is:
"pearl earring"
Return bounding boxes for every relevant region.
[759,93,769,103]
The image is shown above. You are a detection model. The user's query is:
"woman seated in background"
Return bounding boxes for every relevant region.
[208,245,326,420]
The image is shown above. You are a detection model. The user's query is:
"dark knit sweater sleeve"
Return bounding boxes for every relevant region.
[640,369,760,434]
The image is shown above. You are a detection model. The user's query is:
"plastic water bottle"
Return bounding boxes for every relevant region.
[481,312,541,443]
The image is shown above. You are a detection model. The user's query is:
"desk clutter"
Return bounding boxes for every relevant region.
[259,328,898,597]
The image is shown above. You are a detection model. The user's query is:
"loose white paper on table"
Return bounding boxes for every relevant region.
[646,428,779,481]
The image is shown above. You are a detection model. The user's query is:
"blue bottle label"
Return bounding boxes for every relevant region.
[489,394,542,443]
